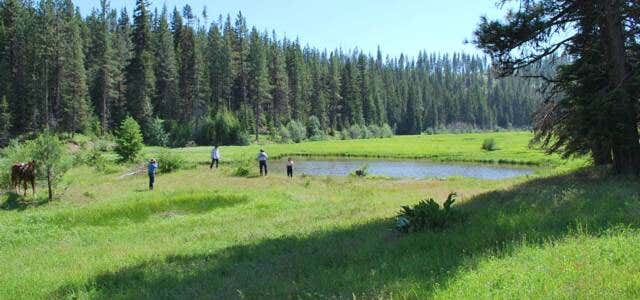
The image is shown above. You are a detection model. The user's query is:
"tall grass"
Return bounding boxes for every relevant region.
[2,133,630,299]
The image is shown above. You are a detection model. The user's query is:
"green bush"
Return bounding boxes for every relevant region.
[157,150,193,173]
[115,117,144,162]
[232,160,253,177]
[482,138,498,151]
[276,126,291,143]
[31,131,72,200]
[381,124,394,138]
[287,120,307,143]
[351,164,369,177]
[396,193,465,233]
[348,124,364,139]
[306,116,324,140]
[146,118,169,146]
[168,121,193,148]
[212,110,250,146]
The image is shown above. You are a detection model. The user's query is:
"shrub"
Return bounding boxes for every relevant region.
[157,149,193,173]
[115,117,144,162]
[194,117,216,146]
[212,110,249,146]
[276,126,291,143]
[482,138,498,151]
[340,129,350,140]
[31,131,72,200]
[351,164,369,177]
[146,118,169,146]
[232,160,252,177]
[348,124,364,139]
[168,121,193,148]
[381,124,394,138]
[306,116,324,140]
[287,120,307,143]
[396,193,465,233]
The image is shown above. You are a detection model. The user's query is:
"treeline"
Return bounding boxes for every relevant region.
[0,0,545,147]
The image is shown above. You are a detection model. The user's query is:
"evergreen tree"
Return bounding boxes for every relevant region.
[152,5,178,120]
[247,27,271,141]
[125,0,155,133]
[59,3,90,134]
[0,95,11,146]
[110,7,131,129]
[267,33,289,127]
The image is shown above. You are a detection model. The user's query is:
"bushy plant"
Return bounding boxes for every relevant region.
[146,118,169,146]
[381,124,394,138]
[168,121,193,148]
[212,110,250,146]
[351,164,369,177]
[157,149,193,173]
[287,120,307,143]
[340,129,350,140]
[482,138,498,151]
[348,124,364,139]
[115,117,144,162]
[306,116,325,140]
[396,193,465,233]
[194,117,216,146]
[276,126,291,143]
[232,160,252,177]
[31,131,72,200]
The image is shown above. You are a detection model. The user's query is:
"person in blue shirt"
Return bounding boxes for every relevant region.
[148,158,158,190]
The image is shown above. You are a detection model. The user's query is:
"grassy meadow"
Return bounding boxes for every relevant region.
[3,131,640,299]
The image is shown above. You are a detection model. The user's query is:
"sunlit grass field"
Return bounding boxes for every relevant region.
[2,132,639,299]
[151,131,573,166]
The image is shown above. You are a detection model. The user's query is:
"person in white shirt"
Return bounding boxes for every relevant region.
[210,146,220,169]
[257,149,268,176]
[286,157,294,178]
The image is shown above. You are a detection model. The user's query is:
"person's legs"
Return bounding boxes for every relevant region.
[215,159,219,168]
[264,162,268,175]
[287,166,293,178]
[259,161,265,176]
[210,159,214,169]
[149,174,155,190]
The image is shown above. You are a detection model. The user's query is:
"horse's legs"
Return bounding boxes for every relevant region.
[31,178,36,197]
[23,179,27,197]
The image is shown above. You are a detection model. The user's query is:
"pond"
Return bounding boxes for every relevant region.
[271,158,534,180]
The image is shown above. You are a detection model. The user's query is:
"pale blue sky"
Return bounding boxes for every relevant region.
[77,0,508,57]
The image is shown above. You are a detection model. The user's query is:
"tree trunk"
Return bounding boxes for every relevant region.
[601,0,640,174]
[47,168,53,201]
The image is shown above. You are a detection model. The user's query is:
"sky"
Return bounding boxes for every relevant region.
[76,0,509,58]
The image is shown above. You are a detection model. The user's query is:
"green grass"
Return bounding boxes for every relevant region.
[1,132,638,299]
[149,132,579,167]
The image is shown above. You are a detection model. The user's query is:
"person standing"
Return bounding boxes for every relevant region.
[286,157,294,178]
[210,145,220,169]
[257,149,268,176]
[148,158,158,190]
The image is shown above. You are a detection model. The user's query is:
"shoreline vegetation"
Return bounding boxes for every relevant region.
[1,131,633,299]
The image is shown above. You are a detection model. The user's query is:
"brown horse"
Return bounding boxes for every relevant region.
[11,160,36,196]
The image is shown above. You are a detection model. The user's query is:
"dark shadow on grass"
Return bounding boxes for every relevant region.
[52,169,640,299]
[1,192,50,211]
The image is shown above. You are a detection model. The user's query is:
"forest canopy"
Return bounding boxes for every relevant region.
[0,0,547,146]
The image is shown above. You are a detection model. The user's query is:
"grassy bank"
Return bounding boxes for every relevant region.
[2,132,638,299]
[152,131,576,167]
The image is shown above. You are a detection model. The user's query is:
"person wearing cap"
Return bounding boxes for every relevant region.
[148,158,158,190]
[257,149,268,176]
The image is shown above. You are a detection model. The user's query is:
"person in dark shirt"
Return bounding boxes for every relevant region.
[148,159,158,190]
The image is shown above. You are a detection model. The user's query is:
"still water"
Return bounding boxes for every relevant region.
[271,158,534,180]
